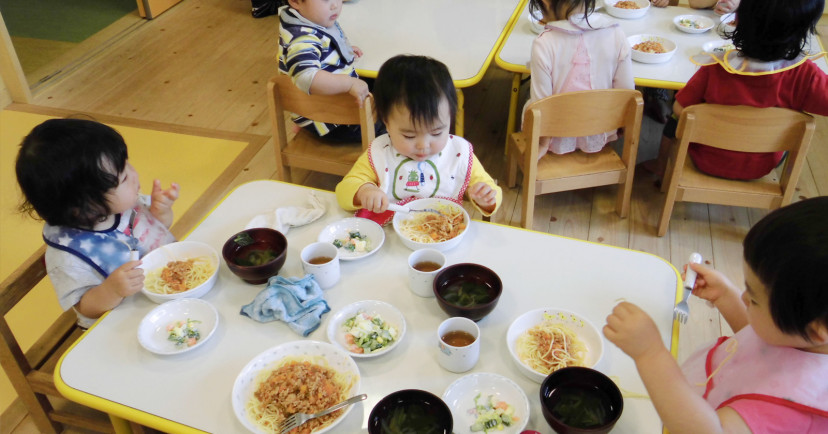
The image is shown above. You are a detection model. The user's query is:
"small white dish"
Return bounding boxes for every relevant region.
[528,9,545,34]
[603,0,649,19]
[137,298,219,355]
[719,12,736,33]
[506,308,604,383]
[318,217,385,261]
[140,241,220,304]
[327,300,406,358]
[231,341,360,434]
[673,14,714,34]
[702,39,735,54]
[628,34,678,64]
[442,373,530,434]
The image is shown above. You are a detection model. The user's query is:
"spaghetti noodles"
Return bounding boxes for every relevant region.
[516,319,587,375]
[144,257,214,294]
[614,1,641,9]
[245,356,357,434]
[398,206,466,243]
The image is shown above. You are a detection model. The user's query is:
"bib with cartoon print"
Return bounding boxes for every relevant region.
[368,134,473,202]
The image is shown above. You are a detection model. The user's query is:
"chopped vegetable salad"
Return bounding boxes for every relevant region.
[469,394,517,432]
[333,230,372,253]
[342,312,397,354]
[167,318,201,348]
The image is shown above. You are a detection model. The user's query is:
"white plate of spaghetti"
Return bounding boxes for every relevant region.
[232,341,361,434]
[506,308,604,383]
[139,241,219,304]
[137,298,219,355]
[392,198,470,252]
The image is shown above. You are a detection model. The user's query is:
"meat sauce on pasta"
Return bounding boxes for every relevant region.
[246,358,356,434]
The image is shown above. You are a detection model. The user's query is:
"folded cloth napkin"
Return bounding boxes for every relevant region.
[240,275,330,336]
[245,191,326,234]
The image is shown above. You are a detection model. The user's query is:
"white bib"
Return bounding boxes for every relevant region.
[367,134,473,203]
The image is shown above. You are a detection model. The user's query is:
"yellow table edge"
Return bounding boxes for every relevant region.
[54,179,682,433]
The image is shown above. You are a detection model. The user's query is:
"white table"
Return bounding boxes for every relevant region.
[495,4,828,146]
[337,0,526,135]
[57,180,681,433]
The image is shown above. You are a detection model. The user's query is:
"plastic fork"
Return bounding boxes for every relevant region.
[674,252,702,324]
[387,203,445,216]
[278,394,366,434]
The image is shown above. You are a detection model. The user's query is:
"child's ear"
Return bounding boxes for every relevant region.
[806,320,828,344]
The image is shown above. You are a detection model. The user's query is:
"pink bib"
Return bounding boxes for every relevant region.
[682,326,828,417]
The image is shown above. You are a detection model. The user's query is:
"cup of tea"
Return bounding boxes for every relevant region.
[300,242,340,289]
[407,248,446,297]
[436,317,480,373]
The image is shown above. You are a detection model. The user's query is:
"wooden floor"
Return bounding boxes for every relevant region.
[6,1,827,432]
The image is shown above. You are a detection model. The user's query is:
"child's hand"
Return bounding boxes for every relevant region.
[105,260,145,298]
[352,45,364,58]
[684,262,739,305]
[349,78,370,107]
[150,179,179,228]
[468,182,496,213]
[650,0,670,7]
[356,183,389,213]
[603,302,664,361]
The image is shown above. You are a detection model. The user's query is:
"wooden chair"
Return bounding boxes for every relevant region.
[657,104,815,237]
[0,247,114,433]
[505,89,644,229]
[267,74,376,182]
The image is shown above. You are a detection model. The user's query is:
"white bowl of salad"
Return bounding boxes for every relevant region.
[327,300,406,358]
[137,298,219,355]
[318,217,385,261]
[442,373,530,434]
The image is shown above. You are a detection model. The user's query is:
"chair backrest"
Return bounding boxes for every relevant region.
[267,74,376,181]
[676,104,814,154]
[656,104,815,236]
[268,74,375,149]
[523,89,643,161]
[525,89,642,136]
[0,248,112,433]
[674,104,815,199]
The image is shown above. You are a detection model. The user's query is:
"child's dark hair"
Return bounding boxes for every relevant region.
[373,55,457,127]
[16,118,128,229]
[743,196,828,340]
[731,0,823,61]
[528,0,597,27]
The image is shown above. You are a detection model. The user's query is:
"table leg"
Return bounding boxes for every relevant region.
[505,72,522,154]
[455,88,465,137]
[109,414,134,434]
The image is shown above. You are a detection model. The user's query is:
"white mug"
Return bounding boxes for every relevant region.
[407,248,446,297]
[300,242,340,289]
[436,317,480,373]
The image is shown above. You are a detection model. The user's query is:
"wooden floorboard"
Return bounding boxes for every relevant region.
[6,2,827,432]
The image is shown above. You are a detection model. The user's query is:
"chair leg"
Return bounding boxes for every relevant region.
[657,179,680,237]
[276,164,292,182]
[615,174,633,218]
[520,173,535,229]
[506,140,519,188]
